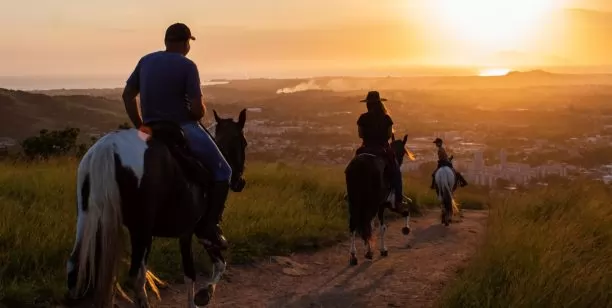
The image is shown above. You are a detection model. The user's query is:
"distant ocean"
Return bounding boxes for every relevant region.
[0,76,229,91]
[3,65,612,91]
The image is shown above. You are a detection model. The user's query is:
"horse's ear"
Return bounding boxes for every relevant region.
[402,135,408,144]
[391,133,396,141]
[213,110,221,123]
[238,108,247,129]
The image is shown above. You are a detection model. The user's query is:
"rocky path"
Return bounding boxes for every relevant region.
[142,210,487,308]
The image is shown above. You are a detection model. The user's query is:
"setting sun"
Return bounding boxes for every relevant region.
[428,0,558,52]
[478,68,511,76]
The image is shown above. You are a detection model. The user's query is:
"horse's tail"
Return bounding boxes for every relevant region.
[437,167,457,215]
[75,137,123,307]
[346,157,381,243]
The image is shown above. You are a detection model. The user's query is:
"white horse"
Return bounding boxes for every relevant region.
[434,166,460,226]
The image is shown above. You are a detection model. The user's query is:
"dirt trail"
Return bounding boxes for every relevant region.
[140,210,487,308]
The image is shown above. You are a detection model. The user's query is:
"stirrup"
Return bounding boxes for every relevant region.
[200,226,228,248]
[199,236,228,249]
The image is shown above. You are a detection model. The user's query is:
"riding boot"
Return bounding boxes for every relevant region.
[390,165,405,210]
[430,174,436,190]
[199,181,230,249]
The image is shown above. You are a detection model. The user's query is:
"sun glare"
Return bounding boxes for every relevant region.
[428,0,557,52]
[478,68,511,76]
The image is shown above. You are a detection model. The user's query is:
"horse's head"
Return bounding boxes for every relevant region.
[213,109,248,192]
[390,133,409,166]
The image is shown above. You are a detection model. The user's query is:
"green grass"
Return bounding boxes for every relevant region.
[439,182,612,307]
[0,159,470,306]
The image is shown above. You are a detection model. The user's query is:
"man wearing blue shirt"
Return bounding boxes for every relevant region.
[122,23,231,249]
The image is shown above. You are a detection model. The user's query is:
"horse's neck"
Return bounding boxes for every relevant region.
[205,123,216,138]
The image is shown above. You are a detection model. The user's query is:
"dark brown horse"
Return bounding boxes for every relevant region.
[65,109,248,308]
[345,134,411,266]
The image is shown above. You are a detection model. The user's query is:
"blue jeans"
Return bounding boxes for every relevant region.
[181,122,232,182]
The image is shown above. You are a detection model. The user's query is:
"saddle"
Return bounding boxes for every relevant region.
[145,121,213,189]
[354,145,395,185]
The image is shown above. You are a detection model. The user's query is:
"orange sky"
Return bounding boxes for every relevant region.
[1,0,611,78]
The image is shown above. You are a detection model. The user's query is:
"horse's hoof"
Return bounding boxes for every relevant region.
[364,251,373,260]
[194,284,215,307]
[136,298,151,308]
[349,254,358,266]
[401,227,411,235]
[380,250,389,257]
[63,292,88,307]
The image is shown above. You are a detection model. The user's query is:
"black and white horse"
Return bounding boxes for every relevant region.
[66,109,248,308]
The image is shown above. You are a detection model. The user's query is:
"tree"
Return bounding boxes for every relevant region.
[20,127,81,159]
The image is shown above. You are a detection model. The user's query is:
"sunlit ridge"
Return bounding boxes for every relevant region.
[478,68,511,77]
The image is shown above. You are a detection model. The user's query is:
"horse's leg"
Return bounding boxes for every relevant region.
[364,223,373,260]
[348,202,358,266]
[401,208,411,236]
[192,245,226,307]
[128,232,152,308]
[139,240,167,302]
[378,207,388,257]
[349,230,358,266]
[443,190,452,227]
[179,234,199,308]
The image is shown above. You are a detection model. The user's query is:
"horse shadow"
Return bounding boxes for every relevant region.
[270,266,394,308]
[401,223,456,249]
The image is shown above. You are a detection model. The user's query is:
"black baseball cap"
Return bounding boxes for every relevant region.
[164,23,196,42]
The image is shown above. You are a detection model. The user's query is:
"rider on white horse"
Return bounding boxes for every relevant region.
[430,138,468,190]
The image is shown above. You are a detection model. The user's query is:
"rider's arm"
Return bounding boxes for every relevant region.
[357,114,366,138]
[385,115,394,140]
[123,61,143,128]
[186,62,205,120]
[438,147,449,161]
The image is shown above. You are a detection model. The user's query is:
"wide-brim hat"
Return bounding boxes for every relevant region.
[433,138,443,144]
[360,91,387,102]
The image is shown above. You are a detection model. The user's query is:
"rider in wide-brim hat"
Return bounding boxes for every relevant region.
[355,90,405,208]
[360,90,388,103]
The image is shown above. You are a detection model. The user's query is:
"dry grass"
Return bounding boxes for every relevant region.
[439,182,612,307]
[0,159,473,306]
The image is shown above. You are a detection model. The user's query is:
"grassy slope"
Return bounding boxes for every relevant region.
[0,159,484,306]
[440,182,612,307]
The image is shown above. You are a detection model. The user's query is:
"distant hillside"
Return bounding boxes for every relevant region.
[0,89,128,141]
[506,70,555,77]
[3,73,612,151]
